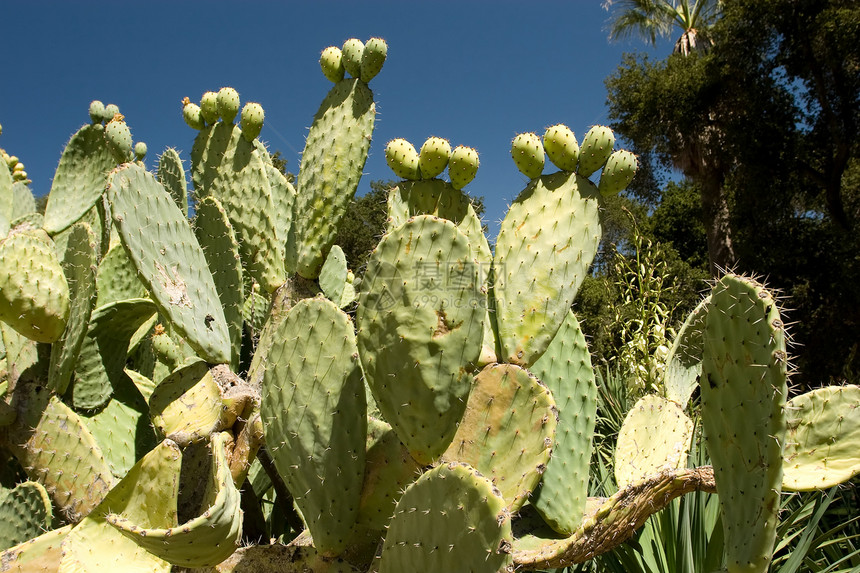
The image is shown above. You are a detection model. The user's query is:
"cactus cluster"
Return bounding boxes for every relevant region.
[0,36,858,573]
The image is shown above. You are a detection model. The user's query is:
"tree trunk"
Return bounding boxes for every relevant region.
[699,174,736,276]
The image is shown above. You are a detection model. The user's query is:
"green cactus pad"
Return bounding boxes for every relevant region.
[261,297,366,557]
[70,298,157,410]
[265,163,297,256]
[0,523,71,572]
[0,228,70,343]
[59,439,181,572]
[105,433,242,567]
[598,149,637,196]
[360,37,388,82]
[107,163,231,364]
[320,46,346,83]
[105,117,133,163]
[0,481,53,550]
[442,363,557,512]
[95,239,148,307]
[576,125,615,178]
[663,295,709,409]
[182,99,205,130]
[217,87,241,123]
[384,138,421,180]
[240,102,265,142]
[11,181,36,221]
[529,310,597,535]
[379,462,513,573]
[0,160,11,237]
[418,136,451,179]
[318,244,351,307]
[200,91,219,124]
[782,384,860,491]
[89,100,106,123]
[355,417,424,534]
[543,124,580,171]
[614,394,693,489]
[511,132,545,179]
[156,147,189,216]
[448,145,480,190]
[341,38,364,78]
[104,104,120,119]
[47,222,98,395]
[7,383,114,521]
[701,274,787,573]
[149,360,237,446]
[133,142,147,161]
[493,171,602,366]
[357,216,485,465]
[190,122,286,292]
[43,123,115,234]
[193,196,243,370]
[290,77,376,279]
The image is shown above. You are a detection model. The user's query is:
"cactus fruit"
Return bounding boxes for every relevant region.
[183,98,206,130]
[320,46,346,83]
[105,115,133,163]
[360,37,388,82]
[134,141,147,161]
[240,102,265,141]
[341,38,365,78]
[200,91,220,124]
[448,144,480,189]
[89,100,106,124]
[217,87,241,123]
[598,149,637,196]
[418,136,452,179]
[104,103,120,119]
[577,125,615,177]
[511,132,545,179]
[543,124,580,171]
[384,138,421,180]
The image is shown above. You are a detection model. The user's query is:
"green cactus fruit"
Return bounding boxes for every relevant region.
[448,145,480,189]
[782,384,860,491]
[47,223,98,395]
[663,295,709,409]
[156,147,189,216]
[320,46,346,83]
[0,481,53,551]
[442,363,558,512]
[105,115,133,163]
[103,103,120,119]
[71,298,157,410]
[318,244,352,307]
[200,91,219,124]
[6,383,114,521]
[341,38,365,78]
[0,228,70,343]
[360,37,388,82]
[193,196,244,371]
[59,439,181,572]
[89,100,106,124]
[614,394,693,489]
[357,216,485,465]
[598,149,637,196]
[290,77,375,279]
[577,125,615,177]
[107,163,231,364]
[543,124,580,171]
[418,136,451,179]
[133,141,147,161]
[701,274,787,573]
[493,171,602,366]
[384,138,421,180]
[0,523,71,572]
[261,297,366,556]
[529,310,597,535]
[191,122,286,292]
[355,417,424,534]
[511,132,545,179]
[240,102,265,141]
[105,433,242,568]
[379,462,514,573]
[43,123,115,234]
[216,87,241,123]
[150,359,242,446]
[182,98,206,130]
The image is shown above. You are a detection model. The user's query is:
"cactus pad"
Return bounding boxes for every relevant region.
[598,149,637,196]
[341,38,364,78]
[543,124,580,171]
[240,102,265,141]
[418,136,451,179]
[385,138,421,180]
[448,145,480,189]
[360,37,387,82]
[320,46,346,83]
[576,125,615,178]
[0,481,53,550]
[511,132,545,179]
[217,87,241,123]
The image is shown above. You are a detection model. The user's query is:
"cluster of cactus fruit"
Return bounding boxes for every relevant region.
[0,37,858,573]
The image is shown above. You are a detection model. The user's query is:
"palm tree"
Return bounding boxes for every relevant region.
[602,0,722,55]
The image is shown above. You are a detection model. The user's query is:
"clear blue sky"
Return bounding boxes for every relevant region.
[1,1,672,238]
